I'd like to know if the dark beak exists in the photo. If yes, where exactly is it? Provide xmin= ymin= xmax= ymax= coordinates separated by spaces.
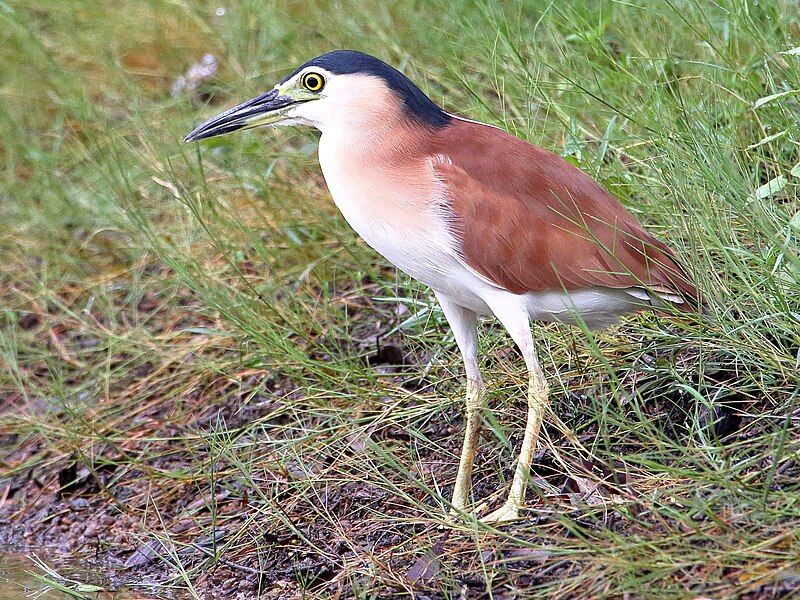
xmin=184 ymin=89 xmax=304 ymax=142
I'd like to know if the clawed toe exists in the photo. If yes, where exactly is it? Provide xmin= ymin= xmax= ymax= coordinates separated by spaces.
xmin=480 ymin=502 xmax=522 ymax=524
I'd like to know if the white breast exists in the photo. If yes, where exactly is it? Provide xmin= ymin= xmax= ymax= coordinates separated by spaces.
xmin=317 ymin=133 xmax=495 ymax=313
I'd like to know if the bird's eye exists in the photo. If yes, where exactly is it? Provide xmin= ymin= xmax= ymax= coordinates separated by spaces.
xmin=301 ymin=72 xmax=325 ymax=92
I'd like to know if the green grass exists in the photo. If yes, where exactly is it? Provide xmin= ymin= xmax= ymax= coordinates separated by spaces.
xmin=1 ymin=0 xmax=799 ymax=597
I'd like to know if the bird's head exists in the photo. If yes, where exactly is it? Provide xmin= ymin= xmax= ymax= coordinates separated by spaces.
xmin=184 ymin=50 xmax=450 ymax=142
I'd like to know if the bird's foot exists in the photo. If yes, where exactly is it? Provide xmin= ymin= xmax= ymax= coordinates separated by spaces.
xmin=446 ymin=509 xmax=465 ymax=525
xmin=446 ymin=497 xmax=471 ymax=523
xmin=480 ymin=501 xmax=522 ymax=524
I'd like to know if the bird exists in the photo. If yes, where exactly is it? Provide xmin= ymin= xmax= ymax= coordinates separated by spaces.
xmin=185 ymin=50 xmax=700 ymax=523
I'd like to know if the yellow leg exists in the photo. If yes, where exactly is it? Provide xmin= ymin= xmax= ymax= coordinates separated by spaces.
xmin=450 ymin=377 xmax=485 ymax=512
xmin=481 ymin=373 xmax=549 ymax=523
xmin=478 ymin=297 xmax=549 ymax=525
xmin=434 ymin=293 xmax=483 ymax=516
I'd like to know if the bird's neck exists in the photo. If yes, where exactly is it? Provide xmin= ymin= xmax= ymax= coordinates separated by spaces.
xmin=319 ymin=114 xmax=435 ymax=170
xmin=316 ymin=117 xmax=442 ymax=224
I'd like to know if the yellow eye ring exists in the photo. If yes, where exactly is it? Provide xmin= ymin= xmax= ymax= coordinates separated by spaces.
xmin=302 ymin=72 xmax=325 ymax=92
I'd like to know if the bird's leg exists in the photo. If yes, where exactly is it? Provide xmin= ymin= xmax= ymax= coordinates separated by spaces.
xmin=451 ymin=374 xmax=484 ymax=512
xmin=435 ymin=294 xmax=482 ymax=514
xmin=481 ymin=368 xmax=549 ymax=523
xmin=480 ymin=300 xmax=548 ymax=524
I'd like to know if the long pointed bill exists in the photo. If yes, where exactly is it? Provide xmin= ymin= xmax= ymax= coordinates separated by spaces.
xmin=184 ymin=89 xmax=305 ymax=142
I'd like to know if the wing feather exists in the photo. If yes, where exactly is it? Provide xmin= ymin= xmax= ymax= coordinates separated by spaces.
xmin=431 ymin=120 xmax=699 ymax=305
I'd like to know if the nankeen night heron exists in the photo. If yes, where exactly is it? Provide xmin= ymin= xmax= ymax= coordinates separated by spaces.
xmin=185 ymin=50 xmax=699 ymax=523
